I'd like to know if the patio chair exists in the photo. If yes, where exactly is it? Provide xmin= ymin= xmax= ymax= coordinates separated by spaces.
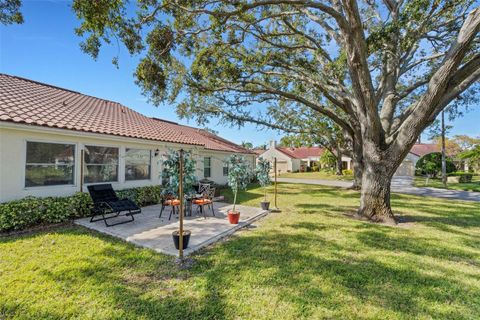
xmin=193 ymin=187 xmax=215 ymax=219
xmin=159 ymin=193 xmax=181 ymax=221
xmin=87 ymin=184 xmax=141 ymax=227
xmin=198 ymin=183 xmax=211 ymax=196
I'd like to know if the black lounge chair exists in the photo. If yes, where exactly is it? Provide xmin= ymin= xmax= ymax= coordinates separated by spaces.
xmin=87 ymin=184 xmax=141 ymax=227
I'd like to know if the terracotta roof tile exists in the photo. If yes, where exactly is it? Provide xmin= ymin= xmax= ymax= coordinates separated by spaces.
xmin=410 ymin=143 xmax=440 ymax=157
xmin=0 ymin=74 xmax=253 ymax=154
xmin=277 ymin=146 xmax=325 ymax=159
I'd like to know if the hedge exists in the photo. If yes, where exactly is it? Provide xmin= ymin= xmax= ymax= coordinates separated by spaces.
xmin=0 ymin=185 xmax=161 ymax=233
xmin=448 ymin=172 xmax=474 ymax=183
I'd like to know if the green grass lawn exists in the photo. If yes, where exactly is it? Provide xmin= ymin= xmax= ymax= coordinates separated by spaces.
xmin=1 ymin=184 xmax=480 ymax=319
xmin=279 ymin=171 xmax=354 ymax=181
xmin=414 ymin=175 xmax=480 ymax=192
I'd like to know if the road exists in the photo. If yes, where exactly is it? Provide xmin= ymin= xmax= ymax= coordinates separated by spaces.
xmin=276 ymin=176 xmax=480 ymax=202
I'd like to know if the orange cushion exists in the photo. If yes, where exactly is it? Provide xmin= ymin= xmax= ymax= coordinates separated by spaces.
xmin=193 ymin=199 xmax=212 ymax=205
xmin=164 ymin=199 xmax=180 ymax=206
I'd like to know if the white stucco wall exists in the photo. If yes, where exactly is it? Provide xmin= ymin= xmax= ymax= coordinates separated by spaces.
xmin=257 ymin=148 xmax=296 ymax=173
xmin=0 ymin=123 xmax=254 ymax=202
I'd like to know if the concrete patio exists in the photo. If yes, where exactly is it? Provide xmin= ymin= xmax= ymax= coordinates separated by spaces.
xmin=75 ymin=202 xmax=267 ymax=257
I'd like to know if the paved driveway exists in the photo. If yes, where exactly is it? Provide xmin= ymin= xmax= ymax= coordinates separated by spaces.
xmin=276 ymin=176 xmax=480 ymax=202
xmin=276 ymin=177 xmax=352 ymax=188
xmin=391 ymin=176 xmax=480 ymax=201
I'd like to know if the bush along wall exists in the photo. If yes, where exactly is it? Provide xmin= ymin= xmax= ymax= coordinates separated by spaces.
xmin=448 ymin=172 xmax=474 ymax=183
xmin=0 ymin=185 xmax=161 ymax=233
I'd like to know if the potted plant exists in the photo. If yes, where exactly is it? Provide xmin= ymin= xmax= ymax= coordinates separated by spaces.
xmin=162 ymin=150 xmax=197 ymax=249
xmin=225 ymin=154 xmax=250 ymax=224
xmin=255 ymin=157 xmax=272 ymax=210
xmin=172 ymin=230 xmax=191 ymax=250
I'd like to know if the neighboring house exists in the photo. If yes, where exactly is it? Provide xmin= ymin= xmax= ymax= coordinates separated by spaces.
xmin=0 ymin=74 xmax=255 ymax=202
xmin=257 ymin=141 xmax=353 ymax=174
xmin=401 ymin=143 xmax=441 ymax=176
xmin=258 ymin=141 xmax=439 ymax=176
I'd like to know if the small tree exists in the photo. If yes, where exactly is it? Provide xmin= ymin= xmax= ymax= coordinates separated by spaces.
xmin=225 ymin=154 xmax=250 ymax=213
xmin=416 ymin=153 xmax=456 ymax=177
xmin=255 ymin=157 xmax=272 ymax=202
xmin=161 ymin=150 xmax=197 ymax=197
xmin=458 ymin=145 xmax=480 ymax=164
xmin=319 ymin=150 xmax=337 ymax=170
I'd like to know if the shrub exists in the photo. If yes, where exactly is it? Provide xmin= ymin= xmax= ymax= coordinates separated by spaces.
xmin=415 ymin=152 xmax=456 ymax=177
xmin=311 ymin=165 xmax=319 ymax=172
xmin=319 ymin=150 xmax=336 ymax=168
xmin=342 ymin=169 xmax=353 ymax=175
xmin=448 ymin=172 xmax=473 ymax=183
xmin=0 ymin=185 xmax=161 ymax=232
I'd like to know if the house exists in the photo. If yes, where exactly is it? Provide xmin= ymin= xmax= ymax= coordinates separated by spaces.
xmin=0 ymin=74 xmax=255 ymax=203
xmin=257 ymin=141 xmax=353 ymax=173
xmin=258 ymin=140 xmax=439 ymax=176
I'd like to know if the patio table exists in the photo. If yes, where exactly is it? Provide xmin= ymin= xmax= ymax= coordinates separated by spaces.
xmin=185 ymin=194 xmax=203 ymax=217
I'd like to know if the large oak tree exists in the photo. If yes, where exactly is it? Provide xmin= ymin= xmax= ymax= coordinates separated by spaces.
xmin=73 ymin=0 xmax=480 ymax=223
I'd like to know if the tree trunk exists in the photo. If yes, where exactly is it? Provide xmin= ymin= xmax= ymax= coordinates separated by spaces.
xmin=441 ymin=111 xmax=447 ymax=187
xmin=350 ymin=136 xmax=364 ymax=189
xmin=357 ymin=162 xmax=396 ymax=224
xmin=351 ymin=157 xmax=363 ymax=189
xmin=335 ymin=147 xmax=343 ymax=175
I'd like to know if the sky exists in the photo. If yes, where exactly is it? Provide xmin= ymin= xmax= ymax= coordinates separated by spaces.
xmin=0 ymin=1 xmax=479 ymax=146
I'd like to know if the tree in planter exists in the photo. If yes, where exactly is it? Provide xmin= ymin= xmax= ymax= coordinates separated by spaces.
xmin=255 ymin=157 xmax=272 ymax=209
xmin=225 ymin=154 xmax=251 ymax=215
xmin=161 ymin=150 xmax=197 ymax=198
xmin=72 ymin=1 xmax=480 ymax=223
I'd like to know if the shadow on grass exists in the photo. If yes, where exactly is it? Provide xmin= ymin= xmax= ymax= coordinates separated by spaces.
xmin=356 ymin=229 xmax=479 ymax=265
xmin=195 ymin=228 xmax=479 ymax=319
xmin=1 ymin=226 xmax=228 ymax=319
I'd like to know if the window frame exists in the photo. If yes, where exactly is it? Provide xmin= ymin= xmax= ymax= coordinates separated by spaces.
xmin=223 ymin=164 xmax=229 ymax=176
xmin=24 ymin=139 xmax=77 ymax=189
xmin=83 ymin=144 xmax=120 ymax=184
xmin=124 ymin=148 xmax=152 ymax=181
xmin=204 ymin=156 xmax=211 ymax=178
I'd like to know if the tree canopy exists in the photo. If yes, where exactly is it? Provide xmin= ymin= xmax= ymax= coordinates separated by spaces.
xmin=72 ymin=0 xmax=480 ymax=223
xmin=0 ymin=0 xmax=23 ymax=25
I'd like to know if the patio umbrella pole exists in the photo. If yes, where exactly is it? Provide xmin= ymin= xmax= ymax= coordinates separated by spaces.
xmin=271 ymin=157 xmax=281 ymax=212
xmin=178 ymin=148 xmax=184 ymax=260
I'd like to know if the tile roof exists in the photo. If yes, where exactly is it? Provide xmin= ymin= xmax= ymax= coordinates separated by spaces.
xmin=264 ymin=143 xmax=438 ymax=159
xmin=252 ymin=148 xmax=266 ymax=155
xmin=277 ymin=146 xmax=325 ymax=159
xmin=409 ymin=143 xmax=440 ymax=157
xmin=0 ymin=74 xmax=253 ymax=154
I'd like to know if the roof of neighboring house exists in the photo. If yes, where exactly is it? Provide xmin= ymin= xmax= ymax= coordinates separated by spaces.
xmin=276 ymin=146 xmax=325 ymax=159
xmin=409 ymin=143 xmax=440 ymax=157
xmin=252 ymin=148 xmax=266 ymax=155
xmin=259 ymin=143 xmax=439 ymax=160
xmin=0 ymin=74 xmax=253 ymax=154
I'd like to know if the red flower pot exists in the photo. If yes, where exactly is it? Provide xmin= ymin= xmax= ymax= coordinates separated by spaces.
xmin=227 ymin=211 xmax=240 ymax=224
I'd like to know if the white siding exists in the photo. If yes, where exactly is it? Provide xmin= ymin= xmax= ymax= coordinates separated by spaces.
xmin=0 ymin=124 xmax=254 ymax=202
xmin=257 ymin=148 xmax=296 ymax=173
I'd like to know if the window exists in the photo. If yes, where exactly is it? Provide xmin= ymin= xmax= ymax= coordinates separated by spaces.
xmin=25 ymin=141 xmax=75 ymax=187
xmin=223 ymin=164 xmax=229 ymax=176
xmin=204 ymin=157 xmax=211 ymax=178
xmin=84 ymin=146 xmax=119 ymax=183
xmin=125 ymin=149 xmax=151 ymax=181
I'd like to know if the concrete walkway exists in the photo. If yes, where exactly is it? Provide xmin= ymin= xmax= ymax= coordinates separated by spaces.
xmin=277 ymin=176 xmax=480 ymax=202
xmin=75 ymin=202 xmax=267 ymax=257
